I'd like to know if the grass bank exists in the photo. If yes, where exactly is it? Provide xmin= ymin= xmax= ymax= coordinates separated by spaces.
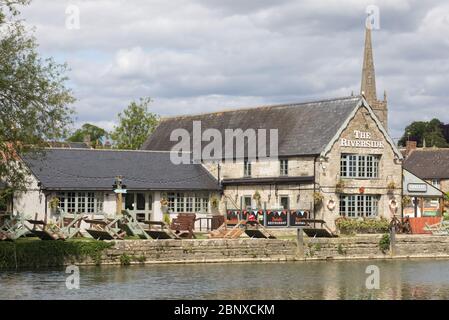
xmin=0 ymin=238 xmax=113 ymax=270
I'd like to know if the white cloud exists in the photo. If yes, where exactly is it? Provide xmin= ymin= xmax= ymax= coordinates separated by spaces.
xmin=18 ymin=0 xmax=449 ymax=140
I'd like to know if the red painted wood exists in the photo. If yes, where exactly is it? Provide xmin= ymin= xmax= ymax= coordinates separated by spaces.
xmin=409 ymin=217 xmax=442 ymax=234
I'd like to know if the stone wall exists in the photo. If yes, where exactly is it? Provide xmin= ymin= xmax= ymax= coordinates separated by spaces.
xmin=91 ymin=235 xmax=449 ymax=266
xmin=101 ymin=239 xmax=298 ymax=265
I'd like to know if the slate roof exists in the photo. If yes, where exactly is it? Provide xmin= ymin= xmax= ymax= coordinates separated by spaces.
xmin=142 ymin=96 xmax=362 ymax=157
xmin=403 ymin=149 xmax=449 ymax=179
xmin=21 ymin=149 xmax=219 ymax=191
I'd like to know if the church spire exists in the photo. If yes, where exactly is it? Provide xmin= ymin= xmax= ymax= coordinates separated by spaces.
xmin=360 ymin=26 xmax=388 ymax=131
xmin=361 ymin=27 xmax=377 ymax=104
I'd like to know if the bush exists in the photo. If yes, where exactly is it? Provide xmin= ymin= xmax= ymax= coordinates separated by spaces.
xmin=379 ymin=234 xmax=390 ymax=253
xmin=0 ymin=239 xmax=113 ymax=270
xmin=336 ymin=217 xmax=390 ymax=235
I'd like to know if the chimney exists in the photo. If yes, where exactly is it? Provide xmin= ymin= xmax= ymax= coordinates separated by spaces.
xmin=405 ymin=140 xmax=417 ymax=157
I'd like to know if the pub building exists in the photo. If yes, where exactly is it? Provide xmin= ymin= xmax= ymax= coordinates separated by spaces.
xmin=3 ymin=27 xmax=407 ymax=231
xmin=142 ymin=27 xmax=404 ymax=231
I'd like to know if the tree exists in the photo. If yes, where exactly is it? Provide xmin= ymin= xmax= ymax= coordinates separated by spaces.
xmin=399 ymin=119 xmax=449 ymax=148
xmin=0 ymin=0 xmax=75 ymax=195
xmin=68 ymin=123 xmax=108 ymax=148
xmin=111 ymin=97 xmax=159 ymax=150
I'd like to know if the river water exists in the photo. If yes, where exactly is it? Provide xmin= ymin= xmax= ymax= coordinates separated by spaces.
xmin=1 ymin=259 xmax=449 ymax=300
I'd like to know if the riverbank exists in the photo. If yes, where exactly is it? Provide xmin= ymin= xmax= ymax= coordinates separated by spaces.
xmin=2 ymin=234 xmax=449 ymax=269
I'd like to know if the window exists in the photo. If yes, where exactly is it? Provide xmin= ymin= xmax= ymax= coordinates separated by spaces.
xmin=186 ymin=196 xmax=193 ymax=212
xmin=87 ymin=192 xmax=95 ymax=213
xmin=136 ymin=193 xmax=145 ymax=210
xmin=167 ymin=192 xmax=209 ymax=213
xmin=148 ymin=194 xmax=153 ymax=211
xmin=280 ymin=196 xmax=289 ymax=210
xmin=340 ymin=194 xmax=379 ymax=218
xmin=55 ymin=192 xmax=103 ymax=214
xmin=432 ymin=179 xmax=441 ymax=189
xmin=125 ymin=193 xmax=134 ymax=210
xmin=168 ymin=193 xmax=176 ymax=212
xmin=280 ymin=159 xmax=288 ymax=176
xmin=244 ymin=160 xmax=252 ymax=177
xmin=78 ymin=192 xmax=86 ymax=213
xmin=243 ymin=196 xmax=252 ymax=209
xmin=340 ymin=154 xmax=380 ymax=178
xmin=67 ymin=192 xmax=76 ymax=213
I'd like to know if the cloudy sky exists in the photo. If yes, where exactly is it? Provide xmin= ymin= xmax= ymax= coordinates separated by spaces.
xmin=20 ymin=0 xmax=449 ymax=141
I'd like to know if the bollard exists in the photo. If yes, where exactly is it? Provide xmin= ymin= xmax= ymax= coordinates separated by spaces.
xmin=389 ymin=226 xmax=396 ymax=257
xmin=296 ymin=228 xmax=305 ymax=259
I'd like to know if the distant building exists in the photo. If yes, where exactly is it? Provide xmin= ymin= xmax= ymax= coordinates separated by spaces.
xmin=403 ymin=146 xmax=449 ymax=194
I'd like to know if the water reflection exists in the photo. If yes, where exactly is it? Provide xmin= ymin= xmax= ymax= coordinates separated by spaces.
xmin=1 ymin=259 xmax=449 ymax=300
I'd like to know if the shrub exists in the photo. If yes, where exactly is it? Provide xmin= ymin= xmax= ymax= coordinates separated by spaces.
xmin=0 ymin=239 xmax=113 ymax=270
xmin=379 ymin=234 xmax=390 ymax=253
xmin=336 ymin=217 xmax=390 ymax=235
xmin=120 ymin=254 xmax=131 ymax=266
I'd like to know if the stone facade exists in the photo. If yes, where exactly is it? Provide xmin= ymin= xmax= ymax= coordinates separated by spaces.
xmin=214 ymin=102 xmax=403 ymax=231
xmin=317 ymin=105 xmax=403 ymax=229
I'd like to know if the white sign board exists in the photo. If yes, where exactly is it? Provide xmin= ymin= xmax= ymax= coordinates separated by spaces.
xmin=407 ymin=183 xmax=427 ymax=193
xmin=114 ymin=189 xmax=127 ymax=194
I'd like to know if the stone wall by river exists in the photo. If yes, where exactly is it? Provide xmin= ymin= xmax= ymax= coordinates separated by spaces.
xmin=96 ymin=235 xmax=449 ymax=266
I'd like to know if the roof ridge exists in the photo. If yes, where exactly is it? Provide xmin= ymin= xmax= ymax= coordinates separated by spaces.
xmin=44 ymin=147 xmax=192 ymax=154
xmin=160 ymin=95 xmax=362 ymax=121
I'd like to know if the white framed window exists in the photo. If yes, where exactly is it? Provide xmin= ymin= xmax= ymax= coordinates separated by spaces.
xmin=340 ymin=194 xmax=379 ymax=218
xmin=55 ymin=192 xmax=104 ymax=214
xmin=432 ymin=179 xmax=441 ymax=189
xmin=341 ymin=154 xmax=380 ymax=178
xmin=167 ymin=192 xmax=209 ymax=213
xmin=243 ymin=196 xmax=252 ymax=209
xmin=244 ymin=159 xmax=252 ymax=177
xmin=280 ymin=159 xmax=288 ymax=176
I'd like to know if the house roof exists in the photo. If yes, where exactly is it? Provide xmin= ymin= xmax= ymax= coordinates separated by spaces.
xmin=142 ymin=96 xmax=362 ymax=157
xmin=403 ymin=149 xmax=449 ymax=179
xmin=21 ymin=148 xmax=219 ymax=191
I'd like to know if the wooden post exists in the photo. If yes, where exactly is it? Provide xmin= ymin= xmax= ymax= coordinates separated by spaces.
xmin=296 ymin=227 xmax=305 ymax=259
xmin=389 ymin=225 xmax=396 ymax=257
xmin=115 ymin=176 xmax=123 ymax=216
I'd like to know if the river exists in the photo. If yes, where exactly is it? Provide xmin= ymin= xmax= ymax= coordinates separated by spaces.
xmin=1 ymin=259 xmax=449 ymax=300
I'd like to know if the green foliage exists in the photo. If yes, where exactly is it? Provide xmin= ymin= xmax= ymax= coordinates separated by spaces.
xmin=119 ymin=254 xmax=131 ymax=266
xmin=0 ymin=1 xmax=74 ymax=192
xmin=163 ymin=213 xmax=171 ymax=225
xmin=0 ymin=239 xmax=113 ymax=270
xmin=399 ymin=119 xmax=448 ymax=147
xmin=68 ymin=123 xmax=108 ymax=148
xmin=337 ymin=243 xmax=346 ymax=255
xmin=336 ymin=217 xmax=390 ymax=235
xmin=313 ymin=192 xmax=324 ymax=206
xmin=110 ymin=97 xmax=160 ymax=150
xmin=379 ymin=234 xmax=390 ymax=253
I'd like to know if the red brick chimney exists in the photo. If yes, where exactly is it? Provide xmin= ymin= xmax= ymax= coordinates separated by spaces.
xmin=405 ymin=140 xmax=417 ymax=157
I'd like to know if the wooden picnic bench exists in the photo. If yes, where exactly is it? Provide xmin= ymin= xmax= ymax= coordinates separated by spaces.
xmin=84 ymin=217 xmax=126 ymax=240
xmin=170 ymin=213 xmax=197 ymax=239
xmin=143 ymin=220 xmax=180 ymax=239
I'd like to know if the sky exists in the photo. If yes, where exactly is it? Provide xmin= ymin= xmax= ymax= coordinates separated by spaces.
xmin=19 ymin=0 xmax=449 ymax=141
